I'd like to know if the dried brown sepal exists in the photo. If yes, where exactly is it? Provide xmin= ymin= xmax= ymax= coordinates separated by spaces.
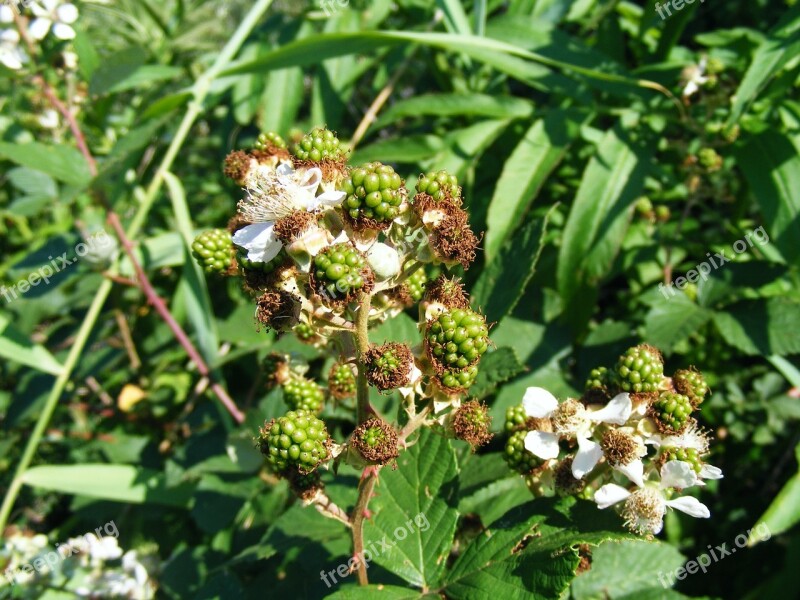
xmin=226 ymin=213 xmax=252 ymax=234
xmin=452 ymin=400 xmax=493 ymax=450
xmin=263 ymin=352 xmax=291 ymax=388
xmin=343 ymin=210 xmax=392 ymax=233
xmin=364 ymin=342 xmax=413 ymax=391
xmin=287 ymin=469 xmax=323 ymax=501
xmin=525 ymin=417 xmax=553 ymax=433
xmin=424 ymin=275 xmax=470 ymax=309
xmin=274 ymin=210 xmax=318 ymax=244
xmin=431 ymin=208 xmax=481 ymax=269
xmin=576 ymin=544 xmax=593 ymax=575
xmin=554 ymin=457 xmax=586 ymax=494
xmin=386 ymin=284 xmax=415 ymax=308
xmin=412 ymin=192 xmax=461 ymax=220
xmin=252 ymin=147 xmax=292 ymax=163
xmin=351 ymin=418 xmax=399 ymax=465
xmin=630 ymin=391 xmax=659 ymax=407
xmin=255 ymin=290 xmax=300 ymax=332
xmin=223 ymin=150 xmax=253 ymax=185
xmin=293 ymin=157 xmax=349 ymax=184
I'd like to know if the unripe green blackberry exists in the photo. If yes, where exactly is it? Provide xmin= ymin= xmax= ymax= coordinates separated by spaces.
xmin=255 ymin=131 xmax=287 ymax=151
xmin=426 ymin=308 xmax=490 ymax=370
xmin=655 ymin=205 xmax=670 ymax=223
xmin=294 ymin=322 xmax=317 ymax=343
xmin=259 ymin=410 xmax=331 ymax=474
xmin=505 ymin=403 xmax=528 ymax=433
xmin=293 ymin=127 xmax=344 ymax=162
xmin=311 ymin=243 xmax=371 ymax=301
xmin=451 ymin=400 xmax=492 ymax=449
xmin=615 ymin=345 xmax=664 ymax=394
xmin=328 ymin=362 xmax=356 ymax=400
xmin=341 ymin=162 xmax=404 ymax=223
xmin=504 ymin=430 xmax=541 ymax=474
xmin=673 ymin=369 xmax=709 ymax=406
xmin=651 ymin=391 xmax=693 ymax=433
xmin=284 ymin=377 xmax=325 ymax=413
xmin=192 ymin=229 xmax=233 ymax=275
xmin=406 ymin=267 xmax=428 ymax=303
xmin=351 ymin=418 xmax=399 ymax=465
xmin=364 ymin=342 xmax=413 ymax=391
xmin=437 ymin=365 xmax=478 ymax=391
xmin=584 ymin=366 xmax=616 ymax=402
xmin=698 ymin=148 xmax=722 ymax=172
xmin=660 ymin=446 xmax=702 ymax=473
xmin=416 ymin=170 xmax=461 ymax=203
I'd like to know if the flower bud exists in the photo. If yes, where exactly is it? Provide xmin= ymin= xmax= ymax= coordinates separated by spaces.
xmin=366 ymin=243 xmax=401 ymax=280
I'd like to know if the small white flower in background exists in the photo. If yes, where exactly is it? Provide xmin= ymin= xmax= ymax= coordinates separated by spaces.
xmin=521 ymin=387 xmax=633 ymax=480
xmin=0 ymin=28 xmax=29 ymax=70
xmin=595 ymin=460 xmax=711 ymax=535
xmin=681 ymin=56 xmax=708 ymax=98
xmin=233 ymin=162 xmax=345 ymax=264
xmin=86 ymin=535 xmax=123 ymax=563
xmin=38 ymin=108 xmax=59 ymax=128
xmin=28 ymin=0 xmax=79 ymax=41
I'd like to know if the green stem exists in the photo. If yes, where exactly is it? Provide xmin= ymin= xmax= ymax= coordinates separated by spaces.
xmin=354 ymin=292 xmax=372 ymax=425
xmin=0 ymin=0 xmax=275 ymax=534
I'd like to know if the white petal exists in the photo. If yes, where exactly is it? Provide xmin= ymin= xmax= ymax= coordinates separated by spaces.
xmin=42 ymin=0 xmax=60 ymax=12
xmin=276 ymin=161 xmax=295 ymax=177
xmin=28 ymin=18 xmax=52 ymax=40
xmin=297 ymin=167 xmax=323 ymax=191
xmin=615 ymin=458 xmax=645 ymax=487
xmin=314 ymin=190 xmax=346 ymax=207
xmin=0 ymin=29 xmax=19 ymax=43
xmin=52 ymin=22 xmax=75 ymax=40
xmin=0 ymin=50 xmax=22 ymax=70
xmin=699 ymin=464 xmax=723 ymax=480
xmin=521 ymin=387 xmax=558 ymax=418
xmin=0 ymin=6 xmax=14 ymax=23
xmin=660 ymin=460 xmax=698 ymax=490
xmin=594 ymin=484 xmax=631 ymax=509
xmin=56 ymin=3 xmax=79 ymax=24
xmin=665 ymin=496 xmax=710 ymax=519
xmin=231 ymin=222 xmax=282 ymax=262
xmin=589 ymin=392 xmax=632 ymax=425
xmin=523 ymin=430 xmax=560 ymax=460
xmin=571 ymin=436 xmax=602 ymax=479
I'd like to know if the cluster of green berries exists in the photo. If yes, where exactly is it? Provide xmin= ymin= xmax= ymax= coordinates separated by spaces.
xmin=504 ymin=430 xmax=541 ymax=474
xmin=293 ymin=127 xmax=344 ymax=162
xmin=451 ymin=400 xmax=492 ymax=449
xmin=426 ymin=308 xmax=490 ymax=369
xmin=438 ymin=365 xmax=478 ymax=390
xmin=360 ymin=424 xmax=389 ymax=449
xmin=504 ymin=404 xmax=528 ymax=433
xmin=698 ymin=148 xmax=723 ymax=172
xmin=406 ymin=268 xmax=428 ymax=302
xmin=312 ymin=243 xmax=368 ymax=299
xmin=191 ymin=229 xmax=233 ymax=275
xmin=674 ymin=369 xmax=709 ymax=406
xmin=237 ymin=248 xmax=285 ymax=273
xmin=261 ymin=410 xmax=330 ymax=474
xmin=416 ymin=170 xmax=461 ymax=202
xmin=341 ymin=162 xmax=404 ymax=222
xmin=652 ymin=391 xmax=693 ymax=432
xmin=328 ymin=363 xmax=356 ymax=399
xmin=615 ymin=345 xmax=664 ymax=394
xmin=661 ymin=446 xmax=702 ymax=473
xmin=585 ymin=366 xmax=613 ymax=397
xmin=283 ymin=378 xmax=325 ymax=413
xmin=255 ymin=131 xmax=287 ymax=151
xmin=294 ymin=322 xmax=316 ymax=342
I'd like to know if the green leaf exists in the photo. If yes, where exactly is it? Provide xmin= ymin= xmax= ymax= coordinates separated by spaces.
xmin=443 ymin=498 xmax=634 ymax=599
xmin=0 ymin=313 xmax=64 ymax=375
xmin=0 ymin=142 xmax=92 ymax=187
xmin=473 ymin=204 xmax=555 ymax=321
xmin=485 ymin=110 xmax=581 ymax=261
xmin=556 ymin=126 xmax=650 ymax=329
xmin=643 ymin=293 xmax=712 ymax=353
xmin=728 ymin=4 xmax=800 ymax=124
xmin=326 ymin=585 xmax=432 ymax=599
xmin=712 ymin=297 xmax=800 ymax=356
xmin=375 ymin=93 xmax=533 ymax=129
xmin=362 ymin=429 xmax=459 ymax=589
xmin=735 ymin=130 xmax=800 ymax=263
xmin=471 ymin=347 xmax=527 ymax=400
xmin=21 ymin=465 xmax=194 ymax=507
xmin=750 ymin=444 xmax=800 ymax=543
xmin=164 ymin=171 xmax=219 ymax=365
xmin=571 ymin=540 xmax=685 ymax=598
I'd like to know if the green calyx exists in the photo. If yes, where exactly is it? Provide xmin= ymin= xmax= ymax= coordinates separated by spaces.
xmin=191 ymin=229 xmax=233 ymax=275
xmin=426 ymin=308 xmax=490 ymax=369
xmin=341 ymin=162 xmax=404 ymax=222
xmin=293 ymin=127 xmax=344 ymax=162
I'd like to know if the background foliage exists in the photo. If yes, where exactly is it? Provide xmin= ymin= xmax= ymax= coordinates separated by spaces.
xmin=1 ymin=0 xmax=799 ymax=598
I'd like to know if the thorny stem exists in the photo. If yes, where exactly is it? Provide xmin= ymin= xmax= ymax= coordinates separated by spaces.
xmin=354 ymin=292 xmax=372 ymax=425
xmin=0 ymin=0 xmax=276 ymax=534
xmin=352 ymin=467 xmax=379 ymax=585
